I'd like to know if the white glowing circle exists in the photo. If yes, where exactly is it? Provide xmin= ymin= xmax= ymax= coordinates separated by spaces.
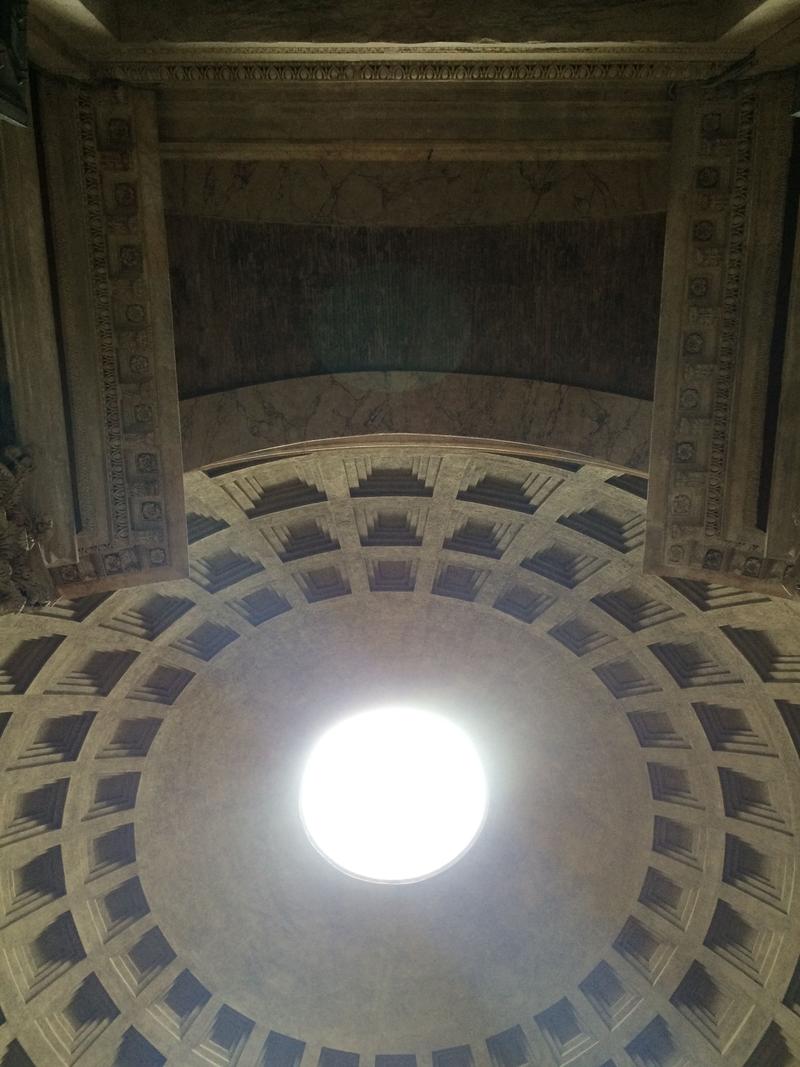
xmin=299 ymin=707 xmax=488 ymax=883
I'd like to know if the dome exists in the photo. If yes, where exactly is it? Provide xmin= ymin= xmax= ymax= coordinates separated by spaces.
xmin=0 ymin=446 xmax=797 ymax=1066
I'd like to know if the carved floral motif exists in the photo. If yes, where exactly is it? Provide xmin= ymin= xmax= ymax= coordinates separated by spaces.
xmin=0 ymin=446 xmax=55 ymax=614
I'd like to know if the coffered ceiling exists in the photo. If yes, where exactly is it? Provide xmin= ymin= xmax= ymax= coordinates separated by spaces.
xmin=3 ymin=5 xmax=800 ymax=1066
xmin=0 ymin=449 xmax=799 ymax=1065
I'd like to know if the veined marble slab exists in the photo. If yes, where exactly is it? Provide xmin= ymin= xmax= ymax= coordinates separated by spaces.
xmin=162 ymin=159 xmax=668 ymax=228
xmin=180 ymin=372 xmax=652 ymax=472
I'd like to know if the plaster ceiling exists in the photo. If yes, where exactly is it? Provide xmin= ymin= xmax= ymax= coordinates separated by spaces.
xmin=0 ymin=447 xmax=799 ymax=1066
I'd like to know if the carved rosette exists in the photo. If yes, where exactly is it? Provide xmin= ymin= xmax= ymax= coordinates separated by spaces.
xmin=645 ymin=73 xmax=797 ymax=597
xmin=39 ymin=80 xmax=187 ymax=594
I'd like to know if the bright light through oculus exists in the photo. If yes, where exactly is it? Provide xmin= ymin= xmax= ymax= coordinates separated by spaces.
xmin=299 ymin=707 xmax=488 ymax=883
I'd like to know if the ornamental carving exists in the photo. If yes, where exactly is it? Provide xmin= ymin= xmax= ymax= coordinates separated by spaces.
xmin=645 ymin=73 xmax=797 ymax=597
xmin=103 ymin=57 xmax=725 ymax=86
xmin=38 ymin=79 xmax=188 ymax=595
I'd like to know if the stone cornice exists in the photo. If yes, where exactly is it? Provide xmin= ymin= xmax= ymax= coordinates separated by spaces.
xmin=93 ymin=42 xmax=744 ymax=84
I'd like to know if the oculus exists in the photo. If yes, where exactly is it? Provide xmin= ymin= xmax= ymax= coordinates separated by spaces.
xmin=299 ymin=706 xmax=487 ymax=883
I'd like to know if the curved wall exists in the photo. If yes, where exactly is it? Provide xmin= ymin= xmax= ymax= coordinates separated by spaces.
xmin=180 ymin=372 xmax=652 ymax=473
xmin=1 ymin=447 xmax=799 ymax=1066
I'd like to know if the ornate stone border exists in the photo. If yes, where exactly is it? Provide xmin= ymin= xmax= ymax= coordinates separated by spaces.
xmin=100 ymin=58 xmax=728 ymax=84
xmin=95 ymin=42 xmax=738 ymax=84
xmin=0 ymin=116 xmax=75 ymax=566
xmin=645 ymin=73 xmax=797 ymax=599
xmin=38 ymin=78 xmax=188 ymax=596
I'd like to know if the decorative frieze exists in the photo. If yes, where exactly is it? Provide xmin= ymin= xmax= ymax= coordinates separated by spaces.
xmin=645 ymin=73 xmax=797 ymax=597
xmin=39 ymin=78 xmax=187 ymax=595
xmin=99 ymin=55 xmax=727 ymax=86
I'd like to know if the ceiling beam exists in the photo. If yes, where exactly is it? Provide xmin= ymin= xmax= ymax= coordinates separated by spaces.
xmin=29 ymin=0 xmax=119 ymax=46
xmin=718 ymin=0 xmax=800 ymax=40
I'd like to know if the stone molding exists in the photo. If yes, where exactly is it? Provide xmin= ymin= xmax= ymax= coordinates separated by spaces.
xmin=645 ymin=72 xmax=797 ymax=598
xmin=100 ymin=57 xmax=729 ymax=85
xmin=94 ymin=41 xmax=740 ymax=85
xmin=38 ymin=78 xmax=187 ymax=595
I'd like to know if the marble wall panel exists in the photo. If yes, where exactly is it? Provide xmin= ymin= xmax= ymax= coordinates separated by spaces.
xmin=38 ymin=79 xmax=188 ymax=595
xmin=178 ymin=372 xmax=652 ymax=473
xmin=167 ymin=214 xmax=664 ymax=400
xmin=162 ymin=159 xmax=669 ymax=228
xmin=118 ymin=0 xmax=717 ymax=43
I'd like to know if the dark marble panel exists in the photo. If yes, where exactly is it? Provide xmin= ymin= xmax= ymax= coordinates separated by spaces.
xmin=120 ymin=0 xmax=716 ymax=43
xmin=167 ymin=215 xmax=664 ymax=401
xmin=162 ymin=160 xmax=669 ymax=230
